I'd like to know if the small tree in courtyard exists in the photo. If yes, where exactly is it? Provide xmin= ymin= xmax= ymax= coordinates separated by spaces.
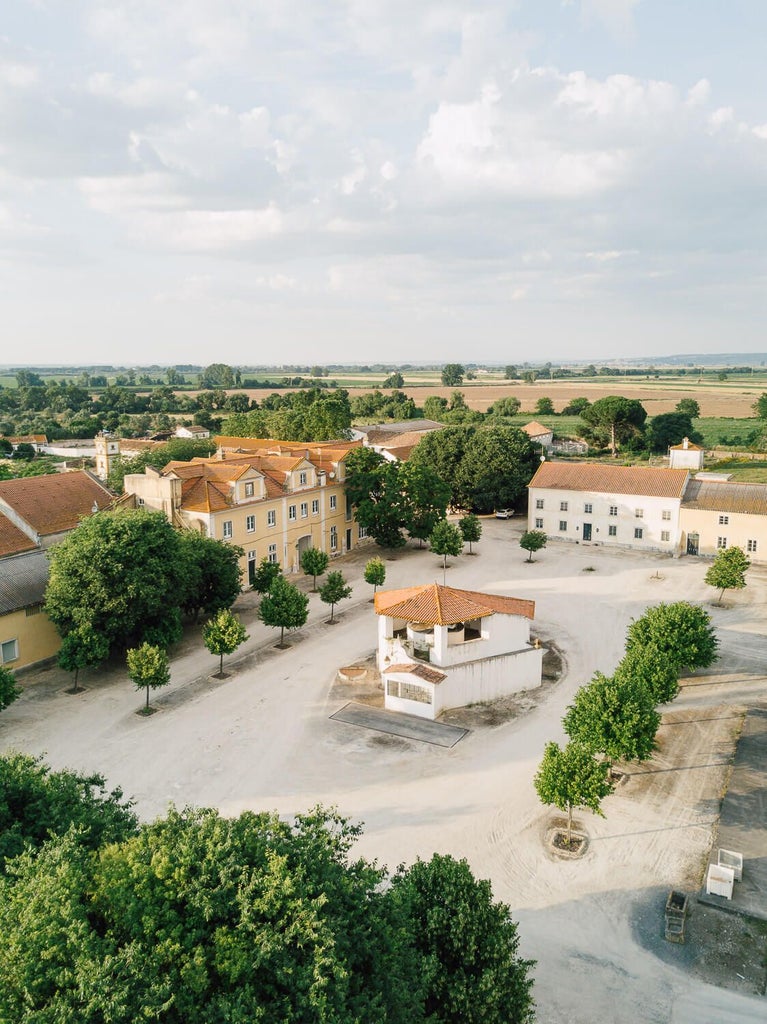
xmin=202 ymin=609 xmax=249 ymax=677
xmin=320 ymin=571 xmax=352 ymax=624
xmin=0 ymin=666 xmax=20 ymax=713
xmin=534 ymin=740 xmax=613 ymax=846
xmin=364 ymin=557 xmax=386 ymax=596
xmin=520 ymin=529 xmax=547 ymax=563
xmin=252 ymin=557 xmax=281 ymax=594
xmin=430 ymin=520 xmax=463 ymax=581
xmin=459 ymin=513 xmax=482 ymax=554
xmin=258 ymin=575 xmax=309 ymax=647
xmin=300 ymin=547 xmax=329 ymax=591
xmin=562 ymin=671 xmax=660 ymax=763
xmin=704 ymin=546 xmax=750 ymax=605
xmin=614 ymin=642 xmax=679 ymax=705
xmin=126 ymin=643 xmax=171 ymax=713
xmin=625 ymin=601 xmax=718 ymax=672
xmin=57 ymin=625 xmax=110 ymax=694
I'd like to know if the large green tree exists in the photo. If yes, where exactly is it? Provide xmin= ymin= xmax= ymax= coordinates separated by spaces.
xmin=258 ymin=574 xmax=309 ymax=646
xmin=562 ymin=671 xmax=660 ymax=763
xmin=534 ymin=740 xmax=613 ymax=845
xmin=625 ymin=602 xmax=718 ymax=672
xmin=704 ymin=546 xmax=750 ymax=605
xmin=441 ymin=363 xmax=465 ymax=386
xmin=0 ymin=752 xmax=137 ymax=875
xmin=46 ymin=509 xmax=187 ymax=660
xmin=455 ymin=427 xmax=538 ymax=514
xmin=645 ymin=413 xmax=702 ymax=453
xmin=675 ymin=398 xmax=700 ymax=419
xmin=399 ymin=461 xmax=450 ymax=546
xmin=580 ymin=396 xmax=647 ymax=456
xmin=389 ymin=854 xmax=535 ymax=1024
xmin=177 ymin=531 xmax=243 ymax=622
xmin=613 ymin=642 xmax=679 ymax=705
xmin=407 ymin=426 xmax=475 ymax=508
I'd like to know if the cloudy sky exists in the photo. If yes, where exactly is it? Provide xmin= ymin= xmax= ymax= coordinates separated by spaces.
xmin=2 ymin=1 xmax=766 ymax=366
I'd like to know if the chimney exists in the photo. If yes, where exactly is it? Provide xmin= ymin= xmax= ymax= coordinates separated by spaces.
xmin=682 ymin=437 xmax=689 ymax=449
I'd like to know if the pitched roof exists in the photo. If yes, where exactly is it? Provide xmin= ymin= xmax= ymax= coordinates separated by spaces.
xmin=528 ymin=461 xmax=689 ymax=499
xmin=0 ymin=471 xmax=114 ymax=537
xmin=358 ymin=420 xmax=442 ymax=438
xmin=383 ymin=662 xmax=447 ymax=684
xmin=0 ymin=512 xmax=37 ymax=558
xmin=682 ymin=480 xmax=767 ymax=516
xmin=670 ymin=438 xmax=704 ymax=451
xmin=522 ymin=421 xmax=553 ymax=438
xmin=374 ymin=583 xmax=535 ymax=625
xmin=0 ymin=549 xmax=49 ymax=614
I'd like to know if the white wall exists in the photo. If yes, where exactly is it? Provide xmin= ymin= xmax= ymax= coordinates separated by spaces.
xmin=528 ymin=485 xmax=681 ymax=554
xmin=434 ymin=647 xmax=543 ymax=715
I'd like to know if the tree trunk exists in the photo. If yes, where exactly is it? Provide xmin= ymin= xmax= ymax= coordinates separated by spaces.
xmin=280 ymin=625 xmax=285 ymax=645
xmin=527 ymin=550 xmax=533 ymax=562
xmin=610 ymin=422 xmax=617 ymax=457
xmin=718 ymin=588 xmax=725 ymax=605
xmin=329 ymin=603 xmax=335 ymax=624
xmin=219 ymin=652 xmax=224 ymax=675
xmin=567 ymin=803 xmax=573 ymax=846
xmin=145 ymin=685 xmax=150 ymax=711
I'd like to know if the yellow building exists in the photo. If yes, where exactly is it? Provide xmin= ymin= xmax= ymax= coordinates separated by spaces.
xmin=123 ymin=438 xmax=371 ymax=586
xmin=680 ymin=479 xmax=767 ymax=561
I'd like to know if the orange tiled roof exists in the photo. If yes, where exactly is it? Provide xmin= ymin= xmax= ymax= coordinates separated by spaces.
xmin=529 ymin=461 xmax=689 ymax=499
xmin=0 ymin=511 xmax=37 ymax=557
xmin=375 ymin=583 xmax=535 ymax=625
xmin=381 ymin=444 xmax=417 ymax=461
xmin=7 ymin=434 xmax=48 ymax=445
xmin=670 ymin=439 xmax=704 ymax=451
xmin=0 ymin=471 xmax=114 ymax=537
xmin=383 ymin=662 xmax=447 ymax=684
xmin=522 ymin=421 xmax=553 ymax=438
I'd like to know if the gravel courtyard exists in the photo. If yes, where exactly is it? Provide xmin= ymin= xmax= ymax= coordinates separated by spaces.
xmin=3 ymin=519 xmax=766 ymax=1023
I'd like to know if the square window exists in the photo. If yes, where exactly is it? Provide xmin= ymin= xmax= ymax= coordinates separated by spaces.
xmin=535 ymin=518 xmax=543 ymax=529
xmin=300 ymin=502 xmax=308 ymax=518
xmin=246 ymin=515 xmax=255 ymax=533
xmin=1 ymin=638 xmax=18 ymax=664
xmin=717 ymin=536 xmax=727 ymax=549
xmin=718 ymin=515 xmax=729 ymax=525
xmin=747 ymin=539 xmax=757 ymax=553
xmin=584 ymin=503 xmax=592 ymax=514
xmin=559 ymin=520 xmax=567 ymax=532
xmin=609 ymin=506 xmax=618 ymax=516
xmin=560 ymin=501 xmax=568 ymax=512
xmin=267 ymin=510 xmax=276 ymax=527
xmin=268 ymin=543 xmax=278 ymax=563
xmin=662 ymin=510 xmax=671 ymax=521
xmin=244 ymin=482 xmax=254 ymax=498
xmin=312 ymin=499 xmax=319 ymax=514
xmin=608 ymin=525 xmax=617 ymax=537
xmin=329 ymin=495 xmax=337 ymax=511
xmin=288 ymin=505 xmax=296 ymax=521
xmin=635 ymin=509 xmax=644 ymax=519
xmin=634 ymin=527 xmax=643 ymax=539
xmin=137 ymin=497 xmax=145 ymax=507
xmin=535 ymin=499 xmax=544 ymax=510
xmin=661 ymin=530 xmax=670 ymax=542
xmin=358 ymin=525 xmax=368 ymax=539
xmin=222 ymin=520 xmax=233 ymax=540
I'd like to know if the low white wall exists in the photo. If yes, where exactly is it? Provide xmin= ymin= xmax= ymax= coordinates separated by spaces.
xmin=385 ymin=691 xmax=435 ymax=719
xmin=434 ymin=646 xmax=543 ymax=715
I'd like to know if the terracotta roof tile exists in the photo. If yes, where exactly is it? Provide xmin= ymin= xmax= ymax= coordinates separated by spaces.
xmin=522 ymin=421 xmax=553 ymax=437
xmin=529 ymin=461 xmax=689 ymax=499
xmin=0 ymin=512 xmax=37 ymax=557
xmin=670 ymin=439 xmax=704 ymax=451
xmin=0 ymin=471 xmax=114 ymax=538
xmin=682 ymin=480 xmax=767 ymax=516
xmin=383 ymin=662 xmax=447 ymax=684
xmin=375 ymin=583 xmax=535 ymax=625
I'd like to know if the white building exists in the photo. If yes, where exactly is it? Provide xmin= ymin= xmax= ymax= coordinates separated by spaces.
xmin=669 ymin=437 xmax=705 ymax=471
xmin=527 ymin=462 xmax=689 ymax=553
xmin=375 ymin=583 xmax=543 ymax=719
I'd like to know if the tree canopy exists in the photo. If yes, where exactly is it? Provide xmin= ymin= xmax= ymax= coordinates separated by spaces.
xmin=0 ymin=797 xmax=535 ymax=1024
xmin=625 ymin=602 xmax=718 ymax=672
xmin=46 ymin=509 xmax=187 ymax=659
xmin=300 ymin=546 xmax=329 ymax=590
xmin=0 ymin=666 xmax=21 ymax=713
xmin=178 ymin=531 xmax=243 ymax=622
xmin=258 ymin=574 xmax=309 ymax=645
xmin=319 ymin=571 xmax=352 ymax=623
xmin=202 ymin=609 xmax=249 ymax=676
xmin=458 ymin=513 xmax=482 ymax=553
xmin=645 ymin=412 xmax=702 ymax=453
xmin=441 ymin=363 xmax=465 ymax=386
xmin=704 ymin=546 xmax=750 ymax=605
xmin=364 ymin=556 xmax=386 ymax=593
xmin=430 ymin=519 xmax=463 ymax=572
xmin=562 ymin=671 xmax=660 ymax=763
xmin=126 ymin=642 xmax=171 ymax=712
xmin=580 ymin=396 xmax=647 ymax=456
xmin=534 ymin=741 xmax=613 ymax=845
xmin=520 ymin=530 xmax=547 ymax=562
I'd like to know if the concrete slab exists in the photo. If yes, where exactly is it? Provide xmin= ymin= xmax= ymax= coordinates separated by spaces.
xmin=330 ymin=702 xmax=468 ymax=748
xmin=698 ymin=705 xmax=767 ymax=921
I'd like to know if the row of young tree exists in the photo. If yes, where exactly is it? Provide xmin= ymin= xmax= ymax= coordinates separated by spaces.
xmin=534 ymin=602 xmax=719 ymax=843
xmin=0 ymin=753 xmax=536 ymax=1024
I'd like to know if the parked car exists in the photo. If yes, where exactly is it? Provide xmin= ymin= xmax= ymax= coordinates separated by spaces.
xmin=495 ymin=508 xmax=514 ymax=519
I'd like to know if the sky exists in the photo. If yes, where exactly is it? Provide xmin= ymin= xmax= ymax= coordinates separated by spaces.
xmin=2 ymin=0 xmax=767 ymax=367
